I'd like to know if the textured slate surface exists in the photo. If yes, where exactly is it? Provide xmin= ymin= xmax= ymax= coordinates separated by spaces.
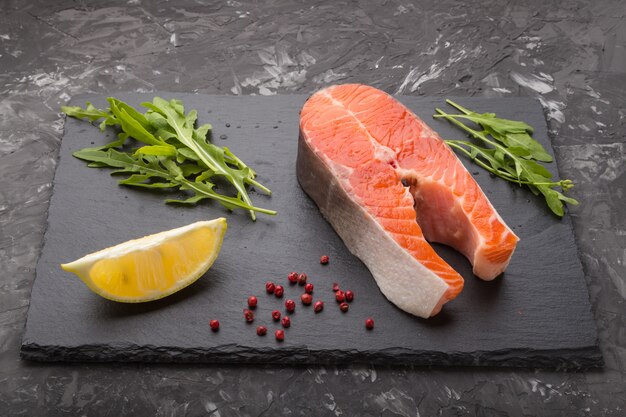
xmin=21 ymin=93 xmax=601 ymax=368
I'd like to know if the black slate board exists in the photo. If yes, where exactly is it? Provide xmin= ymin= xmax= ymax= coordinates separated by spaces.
xmin=21 ymin=94 xmax=601 ymax=369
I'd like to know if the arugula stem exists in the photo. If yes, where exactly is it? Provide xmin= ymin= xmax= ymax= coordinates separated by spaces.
xmin=434 ymin=113 xmax=501 ymax=125
xmin=445 ymin=141 xmax=569 ymax=188
xmin=222 ymin=148 xmax=271 ymax=195
xmin=180 ymin=179 xmax=276 ymax=215
xmin=435 ymin=108 xmax=522 ymax=179
xmin=237 ymin=184 xmax=257 ymax=221
xmin=444 ymin=141 xmax=509 ymax=177
xmin=245 ymin=178 xmax=272 ymax=194
xmin=444 ymin=99 xmax=472 ymax=115
xmin=195 ymin=153 xmax=270 ymax=218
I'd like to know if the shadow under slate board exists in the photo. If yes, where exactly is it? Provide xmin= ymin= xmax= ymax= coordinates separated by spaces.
xmin=21 ymin=93 xmax=601 ymax=369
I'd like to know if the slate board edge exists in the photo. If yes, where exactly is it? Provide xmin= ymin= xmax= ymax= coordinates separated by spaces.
xmin=20 ymin=93 xmax=602 ymax=369
xmin=18 ymin=108 xmax=69 ymax=357
xmin=420 ymin=96 xmax=603 ymax=367
xmin=535 ymin=100 xmax=604 ymax=361
xmin=20 ymin=341 xmax=602 ymax=370
xmin=525 ymin=97 xmax=602 ymax=365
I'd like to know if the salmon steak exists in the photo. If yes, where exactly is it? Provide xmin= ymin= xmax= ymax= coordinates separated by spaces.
xmin=297 ymin=84 xmax=519 ymax=318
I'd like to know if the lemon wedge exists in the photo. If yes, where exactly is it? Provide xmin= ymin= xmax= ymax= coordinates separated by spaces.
xmin=61 ymin=218 xmax=227 ymax=302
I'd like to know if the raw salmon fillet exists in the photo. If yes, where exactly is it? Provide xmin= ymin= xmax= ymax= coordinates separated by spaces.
xmin=297 ymin=84 xmax=519 ymax=318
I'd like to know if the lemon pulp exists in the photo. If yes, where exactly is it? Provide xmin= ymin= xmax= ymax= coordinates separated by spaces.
xmin=61 ymin=218 xmax=227 ymax=302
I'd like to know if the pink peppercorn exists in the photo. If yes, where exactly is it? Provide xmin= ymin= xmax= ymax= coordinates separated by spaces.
xmin=285 ymin=299 xmax=296 ymax=313
xmin=243 ymin=309 xmax=254 ymax=323
xmin=301 ymin=293 xmax=312 ymax=305
xmin=281 ymin=316 xmax=291 ymax=328
xmin=265 ymin=281 xmax=275 ymax=294
xmin=288 ymin=272 xmax=298 ymax=284
xmin=304 ymin=283 xmax=314 ymax=294
xmin=247 ymin=296 xmax=258 ymax=308
xmin=274 ymin=285 xmax=284 ymax=298
xmin=345 ymin=290 xmax=354 ymax=302
xmin=314 ymin=300 xmax=324 ymax=313
xmin=272 ymin=310 xmax=281 ymax=321
xmin=209 ymin=320 xmax=220 ymax=331
xmin=320 ymin=255 xmax=329 ymax=265
xmin=298 ymin=273 xmax=308 ymax=286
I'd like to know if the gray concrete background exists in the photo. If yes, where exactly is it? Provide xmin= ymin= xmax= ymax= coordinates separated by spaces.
xmin=1 ymin=0 xmax=624 ymax=415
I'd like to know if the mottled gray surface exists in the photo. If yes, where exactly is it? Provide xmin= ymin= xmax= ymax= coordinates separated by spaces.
xmin=0 ymin=0 xmax=624 ymax=415
xmin=21 ymin=94 xmax=600 ymax=368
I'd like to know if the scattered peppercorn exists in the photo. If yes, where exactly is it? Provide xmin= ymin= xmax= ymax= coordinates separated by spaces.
xmin=339 ymin=302 xmax=349 ymax=313
xmin=301 ymin=293 xmax=313 ymax=305
xmin=243 ymin=309 xmax=254 ymax=323
xmin=345 ymin=290 xmax=354 ymax=302
xmin=320 ymin=255 xmax=329 ymax=265
xmin=265 ymin=281 xmax=275 ymax=294
xmin=281 ymin=316 xmax=291 ymax=328
xmin=365 ymin=318 xmax=374 ymax=330
xmin=272 ymin=310 xmax=281 ymax=321
xmin=335 ymin=290 xmax=346 ymax=303
xmin=332 ymin=282 xmax=340 ymax=292
xmin=304 ymin=283 xmax=314 ymax=294
xmin=256 ymin=325 xmax=267 ymax=336
xmin=274 ymin=285 xmax=284 ymax=298
xmin=314 ymin=300 xmax=324 ymax=313
xmin=288 ymin=271 xmax=298 ymax=284
xmin=275 ymin=329 xmax=285 ymax=341
xmin=209 ymin=319 xmax=220 ymax=331
xmin=298 ymin=273 xmax=308 ymax=286
xmin=285 ymin=299 xmax=296 ymax=313
xmin=247 ymin=296 xmax=258 ymax=308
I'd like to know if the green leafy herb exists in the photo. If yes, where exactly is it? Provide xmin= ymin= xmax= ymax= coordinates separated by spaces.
xmin=141 ymin=97 xmax=270 ymax=220
xmin=61 ymin=97 xmax=275 ymax=220
xmin=62 ymin=102 xmax=118 ymax=132
xmin=72 ymin=148 xmax=275 ymax=214
xmin=433 ymin=99 xmax=578 ymax=217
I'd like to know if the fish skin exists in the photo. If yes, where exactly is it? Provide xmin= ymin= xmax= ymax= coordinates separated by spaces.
xmin=297 ymin=84 xmax=519 ymax=318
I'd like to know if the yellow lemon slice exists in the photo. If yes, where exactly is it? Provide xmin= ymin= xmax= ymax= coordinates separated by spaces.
xmin=61 ymin=218 xmax=227 ymax=302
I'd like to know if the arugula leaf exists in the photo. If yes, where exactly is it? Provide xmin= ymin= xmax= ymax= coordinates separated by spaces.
xmin=497 ymin=131 xmax=553 ymax=163
xmin=434 ymin=102 xmax=578 ymax=217
xmin=108 ymin=99 xmax=172 ymax=148
xmin=61 ymin=102 xmax=118 ymax=131
xmin=107 ymin=98 xmax=151 ymax=131
xmin=62 ymin=97 xmax=275 ymax=219
xmin=72 ymin=148 xmax=276 ymax=215
xmin=134 ymin=145 xmax=178 ymax=157
xmin=61 ymin=102 xmax=108 ymax=123
xmin=445 ymin=140 xmax=518 ymax=181
xmin=142 ymin=97 xmax=269 ymax=220
xmin=439 ymin=99 xmax=553 ymax=162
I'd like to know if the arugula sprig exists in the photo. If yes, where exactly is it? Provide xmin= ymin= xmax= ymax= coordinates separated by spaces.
xmin=62 ymin=97 xmax=275 ymax=220
xmin=434 ymin=99 xmax=578 ymax=217
xmin=71 ymin=148 xmax=274 ymax=215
